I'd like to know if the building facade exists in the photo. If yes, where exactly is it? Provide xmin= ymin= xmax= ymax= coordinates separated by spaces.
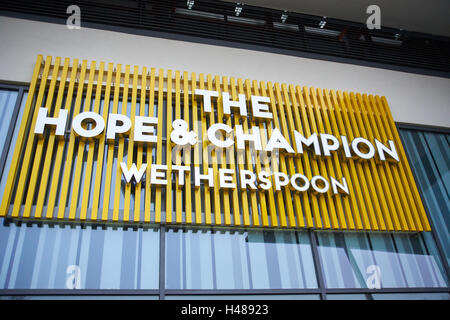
xmin=0 ymin=0 xmax=449 ymax=300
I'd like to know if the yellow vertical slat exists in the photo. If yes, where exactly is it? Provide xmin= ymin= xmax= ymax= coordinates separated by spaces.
xmin=258 ymin=81 xmax=278 ymax=227
xmin=302 ymin=87 xmax=331 ymax=228
xmin=242 ymin=79 xmax=261 ymax=227
xmin=266 ymin=82 xmax=290 ymax=227
xmin=373 ymin=95 xmax=422 ymax=230
xmin=358 ymin=94 xmax=402 ymax=230
xmin=101 ymin=64 xmax=122 ymax=221
xmin=344 ymin=91 xmax=383 ymax=229
xmin=199 ymin=73 xmax=212 ymax=225
xmin=69 ymin=61 xmax=97 ymax=220
xmin=154 ymin=69 xmax=165 ymax=223
xmin=87 ymin=62 xmax=113 ymax=220
xmin=112 ymin=65 xmax=130 ymax=222
xmin=358 ymin=93 xmax=396 ymax=230
xmin=57 ymin=60 xmax=88 ymax=220
xmin=251 ymin=80 xmax=269 ymax=227
xmin=308 ymin=88 xmax=340 ymax=229
xmin=309 ymin=88 xmax=340 ymax=229
xmin=322 ymin=89 xmax=356 ymax=229
xmin=350 ymin=92 xmax=390 ymax=230
xmin=45 ymin=59 xmax=79 ymax=219
xmin=328 ymin=90 xmax=364 ymax=229
xmin=11 ymin=56 xmax=52 ymax=218
xmin=213 ymin=75 xmax=231 ymax=225
xmin=314 ymin=88 xmax=346 ymax=229
xmin=166 ymin=70 xmax=173 ymax=224
xmin=207 ymin=75 xmax=222 ymax=225
xmin=134 ymin=67 xmax=147 ymax=222
xmin=287 ymin=85 xmax=314 ymax=228
xmin=183 ymin=71 xmax=193 ymax=224
xmin=22 ymin=57 xmax=61 ymax=218
xmin=281 ymin=84 xmax=310 ymax=228
xmin=175 ymin=70 xmax=183 ymax=224
xmin=91 ymin=63 xmax=114 ymax=221
xmin=334 ymin=90 xmax=374 ymax=229
xmin=123 ymin=66 xmax=139 ymax=222
xmin=191 ymin=72 xmax=202 ymax=225
xmin=230 ymin=77 xmax=250 ymax=227
xmin=363 ymin=95 xmax=408 ymax=230
xmin=280 ymin=83 xmax=306 ymax=228
xmin=221 ymin=77 xmax=241 ymax=226
xmin=315 ymin=88 xmax=348 ymax=229
xmin=34 ymin=57 xmax=69 ymax=219
xmin=338 ymin=90 xmax=377 ymax=229
xmin=293 ymin=86 xmax=322 ymax=228
xmin=343 ymin=92 xmax=383 ymax=230
xmin=144 ymin=68 xmax=156 ymax=223
xmin=272 ymin=83 xmax=296 ymax=228
xmin=378 ymin=96 xmax=430 ymax=231
xmin=0 ymin=55 xmax=43 ymax=217
xmin=80 ymin=62 xmax=105 ymax=221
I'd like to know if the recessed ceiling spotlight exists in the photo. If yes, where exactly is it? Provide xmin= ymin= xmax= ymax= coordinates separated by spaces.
xmin=235 ymin=3 xmax=243 ymax=16
xmin=281 ymin=11 xmax=288 ymax=23
xmin=319 ymin=16 xmax=327 ymax=29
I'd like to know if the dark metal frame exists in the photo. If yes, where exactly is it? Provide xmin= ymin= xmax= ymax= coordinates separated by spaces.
xmin=0 ymin=89 xmax=449 ymax=300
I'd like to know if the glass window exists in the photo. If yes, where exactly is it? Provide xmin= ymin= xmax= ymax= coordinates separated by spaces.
xmin=399 ymin=129 xmax=450 ymax=265
xmin=0 ymin=91 xmax=26 ymax=201
xmin=316 ymin=231 xmax=448 ymax=289
xmin=0 ymin=219 xmax=159 ymax=289
xmin=165 ymin=228 xmax=317 ymax=290
xmin=0 ymin=89 xmax=19 ymax=156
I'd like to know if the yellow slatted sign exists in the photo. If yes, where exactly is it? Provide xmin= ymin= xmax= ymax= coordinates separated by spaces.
xmin=0 ymin=55 xmax=431 ymax=232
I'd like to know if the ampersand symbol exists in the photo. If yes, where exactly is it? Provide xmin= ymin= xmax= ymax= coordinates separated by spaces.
xmin=170 ymin=119 xmax=197 ymax=146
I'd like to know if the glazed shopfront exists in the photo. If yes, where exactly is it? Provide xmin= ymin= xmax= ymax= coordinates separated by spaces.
xmin=0 ymin=53 xmax=448 ymax=299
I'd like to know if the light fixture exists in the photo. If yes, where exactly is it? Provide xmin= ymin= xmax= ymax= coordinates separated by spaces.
xmin=281 ymin=10 xmax=288 ymax=23
xmin=235 ymin=3 xmax=243 ymax=16
xmin=187 ymin=0 xmax=194 ymax=10
xmin=395 ymin=29 xmax=404 ymax=40
xmin=319 ymin=16 xmax=327 ymax=29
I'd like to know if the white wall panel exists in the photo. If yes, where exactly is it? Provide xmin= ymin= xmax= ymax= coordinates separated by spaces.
xmin=0 ymin=16 xmax=449 ymax=127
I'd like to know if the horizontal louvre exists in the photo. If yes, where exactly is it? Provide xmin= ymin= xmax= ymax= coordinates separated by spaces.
xmin=0 ymin=0 xmax=449 ymax=73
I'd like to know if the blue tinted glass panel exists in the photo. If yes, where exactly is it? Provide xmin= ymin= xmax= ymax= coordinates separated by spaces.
xmin=165 ymin=228 xmax=317 ymax=289
xmin=0 ymin=89 xmax=19 ymax=155
xmin=0 ymin=91 xmax=25 ymax=201
xmin=0 ymin=219 xmax=159 ymax=289
xmin=399 ymin=129 xmax=450 ymax=265
xmin=317 ymin=231 xmax=448 ymax=288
